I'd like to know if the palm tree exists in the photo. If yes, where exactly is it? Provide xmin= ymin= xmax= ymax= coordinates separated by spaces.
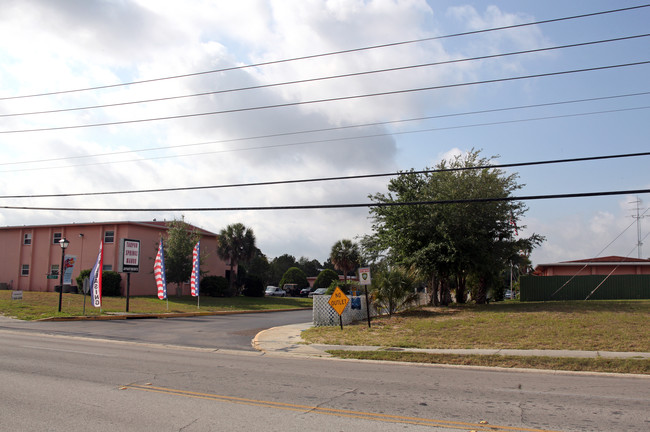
xmin=217 ymin=223 xmax=256 ymax=293
xmin=329 ymin=239 xmax=360 ymax=284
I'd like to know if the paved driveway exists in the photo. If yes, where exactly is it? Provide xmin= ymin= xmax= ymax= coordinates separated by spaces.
xmin=0 ymin=309 xmax=313 ymax=351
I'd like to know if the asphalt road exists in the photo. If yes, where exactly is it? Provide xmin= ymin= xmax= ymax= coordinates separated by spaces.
xmin=1 ymin=329 xmax=648 ymax=432
xmin=1 ymin=311 xmax=648 ymax=431
xmin=0 ymin=309 xmax=313 ymax=350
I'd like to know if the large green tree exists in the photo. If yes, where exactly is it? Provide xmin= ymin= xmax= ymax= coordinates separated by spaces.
xmin=330 ymin=239 xmax=361 ymax=284
xmin=217 ymin=223 xmax=256 ymax=294
xmin=278 ymin=267 xmax=309 ymax=294
xmin=367 ymin=149 xmax=543 ymax=304
xmin=268 ymin=254 xmax=298 ymax=285
xmin=165 ymin=218 xmax=202 ymax=296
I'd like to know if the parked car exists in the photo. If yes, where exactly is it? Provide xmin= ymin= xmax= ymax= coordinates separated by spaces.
xmin=299 ymin=287 xmax=312 ymax=297
xmin=504 ymin=289 xmax=514 ymax=299
xmin=265 ymin=286 xmax=286 ymax=297
xmin=308 ymin=288 xmax=328 ymax=298
xmin=282 ymin=284 xmax=301 ymax=297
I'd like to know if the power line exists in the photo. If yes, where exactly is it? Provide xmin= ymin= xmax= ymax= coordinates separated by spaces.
xmin=2 ymin=104 xmax=649 ymax=174
xmin=1 ymin=189 xmax=649 ymax=212
xmin=2 ymin=4 xmax=647 ymax=102
xmin=3 ymin=151 xmax=650 ymax=199
xmin=3 ymin=90 xmax=649 ymax=169
xmin=2 ymin=60 xmax=648 ymax=135
xmin=4 ymin=33 xmax=648 ymax=119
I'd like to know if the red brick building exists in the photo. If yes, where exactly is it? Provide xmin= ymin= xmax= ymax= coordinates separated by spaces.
xmin=0 ymin=221 xmax=230 ymax=296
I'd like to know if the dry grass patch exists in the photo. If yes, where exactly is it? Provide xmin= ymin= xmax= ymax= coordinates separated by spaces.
xmin=327 ymin=350 xmax=650 ymax=375
xmin=303 ymin=300 xmax=650 ymax=352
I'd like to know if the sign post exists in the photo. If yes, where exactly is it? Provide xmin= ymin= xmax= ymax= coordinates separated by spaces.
xmin=358 ymin=267 xmax=372 ymax=328
xmin=119 ymin=239 xmax=140 ymax=312
xmin=328 ymin=286 xmax=350 ymax=330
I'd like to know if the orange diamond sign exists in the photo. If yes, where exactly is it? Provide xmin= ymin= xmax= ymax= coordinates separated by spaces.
xmin=328 ymin=286 xmax=349 ymax=316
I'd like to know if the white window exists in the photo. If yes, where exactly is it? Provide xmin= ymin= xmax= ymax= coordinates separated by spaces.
xmin=21 ymin=265 xmax=29 ymax=276
xmin=23 ymin=233 xmax=32 ymax=245
xmin=50 ymin=265 xmax=60 ymax=276
xmin=104 ymin=231 xmax=115 ymax=243
xmin=53 ymin=232 xmax=62 ymax=244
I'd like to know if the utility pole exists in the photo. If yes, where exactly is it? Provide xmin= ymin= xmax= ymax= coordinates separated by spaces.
xmin=631 ymin=197 xmax=646 ymax=259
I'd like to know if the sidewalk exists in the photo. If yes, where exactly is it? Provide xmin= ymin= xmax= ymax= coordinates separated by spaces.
xmin=252 ymin=322 xmax=650 ymax=360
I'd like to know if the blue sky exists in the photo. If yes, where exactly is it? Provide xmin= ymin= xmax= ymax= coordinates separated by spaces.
xmin=0 ymin=0 xmax=648 ymax=265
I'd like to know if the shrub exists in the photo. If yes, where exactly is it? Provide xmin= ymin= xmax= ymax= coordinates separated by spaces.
xmin=242 ymin=275 xmax=265 ymax=297
xmin=278 ymin=267 xmax=309 ymax=292
xmin=313 ymin=268 xmax=339 ymax=289
xmin=76 ymin=269 xmax=91 ymax=291
xmin=201 ymin=275 xmax=231 ymax=297
xmin=102 ymin=271 xmax=122 ymax=296
xmin=75 ymin=269 xmax=121 ymax=296
xmin=325 ymin=280 xmax=359 ymax=295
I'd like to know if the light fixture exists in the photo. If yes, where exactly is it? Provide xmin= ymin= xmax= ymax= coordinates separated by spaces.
xmin=58 ymin=237 xmax=69 ymax=312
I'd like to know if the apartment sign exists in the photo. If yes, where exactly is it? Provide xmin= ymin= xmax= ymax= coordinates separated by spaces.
xmin=119 ymin=238 xmax=140 ymax=273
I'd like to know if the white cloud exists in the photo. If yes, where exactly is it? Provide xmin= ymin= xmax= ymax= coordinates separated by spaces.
xmin=1 ymin=0 xmax=645 ymax=268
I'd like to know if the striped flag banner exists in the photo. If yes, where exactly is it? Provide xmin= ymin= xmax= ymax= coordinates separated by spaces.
xmin=89 ymin=241 xmax=103 ymax=308
xmin=154 ymin=239 xmax=167 ymax=300
xmin=191 ymin=241 xmax=200 ymax=297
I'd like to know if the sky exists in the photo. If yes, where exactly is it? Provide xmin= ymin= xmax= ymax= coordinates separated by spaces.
xmin=1 ymin=0 xmax=649 ymax=266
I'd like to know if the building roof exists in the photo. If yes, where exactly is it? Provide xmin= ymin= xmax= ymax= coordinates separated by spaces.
xmin=562 ymin=256 xmax=650 ymax=263
xmin=0 ymin=220 xmax=218 ymax=236
xmin=536 ymin=255 xmax=650 ymax=268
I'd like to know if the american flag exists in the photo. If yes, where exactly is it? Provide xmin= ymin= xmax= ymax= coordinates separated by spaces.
xmin=154 ymin=238 xmax=167 ymax=300
xmin=191 ymin=241 xmax=200 ymax=297
xmin=89 ymin=241 xmax=103 ymax=308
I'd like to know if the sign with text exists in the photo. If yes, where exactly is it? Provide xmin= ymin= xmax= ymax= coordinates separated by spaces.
xmin=63 ymin=255 xmax=76 ymax=285
xmin=358 ymin=267 xmax=371 ymax=285
xmin=328 ymin=286 xmax=349 ymax=316
xmin=119 ymin=238 xmax=140 ymax=273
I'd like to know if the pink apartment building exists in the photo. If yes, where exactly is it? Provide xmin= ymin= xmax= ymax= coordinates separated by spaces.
xmin=533 ymin=256 xmax=650 ymax=276
xmin=0 ymin=221 xmax=231 ymax=296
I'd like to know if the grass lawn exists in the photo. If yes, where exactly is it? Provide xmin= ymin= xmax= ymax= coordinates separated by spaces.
xmin=0 ymin=291 xmax=312 ymax=320
xmin=303 ymin=300 xmax=650 ymax=352
xmin=303 ymin=300 xmax=650 ymax=374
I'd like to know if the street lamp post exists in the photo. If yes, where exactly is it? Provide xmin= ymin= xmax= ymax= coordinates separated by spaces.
xmin=58 ymin=237 xmax=70 ymax=312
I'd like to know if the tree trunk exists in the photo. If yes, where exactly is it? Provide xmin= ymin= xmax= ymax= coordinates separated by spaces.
xmin=455 ymin=275 xmax=467 ymax=304
xmin=440 ymin=278 xmax=450 ymax=306
xmin=229 ymin=259 xmax=235 ymax=294
xmin=476 ymin=276 xmax=488 ymax=304
xmin=428 ymin=275 xmax=439 ymax=306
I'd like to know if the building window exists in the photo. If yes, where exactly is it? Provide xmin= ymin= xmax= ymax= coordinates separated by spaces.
xmin=21 ymin=265 xmax=29 ymax=276
xmin=51 ymin=265 xmax=60 ymax=276
xmin=104 ymin=230 xmax=115 ymax=243
xmin=23 ymin=233 xmax=32 ymax=245
xmin=53 ymin=232 xmax=62 ymax=244
xmin=103 ymin=264 xmax=113 ymax=271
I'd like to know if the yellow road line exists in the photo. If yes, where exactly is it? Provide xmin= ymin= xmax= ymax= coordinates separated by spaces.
xmin=125 ymin=384 xmax=561 ymax=432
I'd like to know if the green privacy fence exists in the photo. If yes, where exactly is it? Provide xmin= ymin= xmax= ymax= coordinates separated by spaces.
xmin=520 ymin=275 xmax=650 ymax=301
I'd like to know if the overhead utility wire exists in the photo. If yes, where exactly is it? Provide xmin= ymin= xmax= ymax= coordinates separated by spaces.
xmin=2 ymin=60 xmax=649 ymax=135
xmin=550 ymin=206 xmax=650 ymax=298
xmin=4 ymin=90 xmax=649 ymax=168
xmin=3 ymin=151 xmax=650 ymax=199
xmin=2 ymin=189 xmax=650 ymax=212
xmin=1 ymin=3 xmax=647 ymax=101
xmin=2 ymin=105 xmax=649 ymax=173
xmin=4 ymin=33 xmax=648 ymax=118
